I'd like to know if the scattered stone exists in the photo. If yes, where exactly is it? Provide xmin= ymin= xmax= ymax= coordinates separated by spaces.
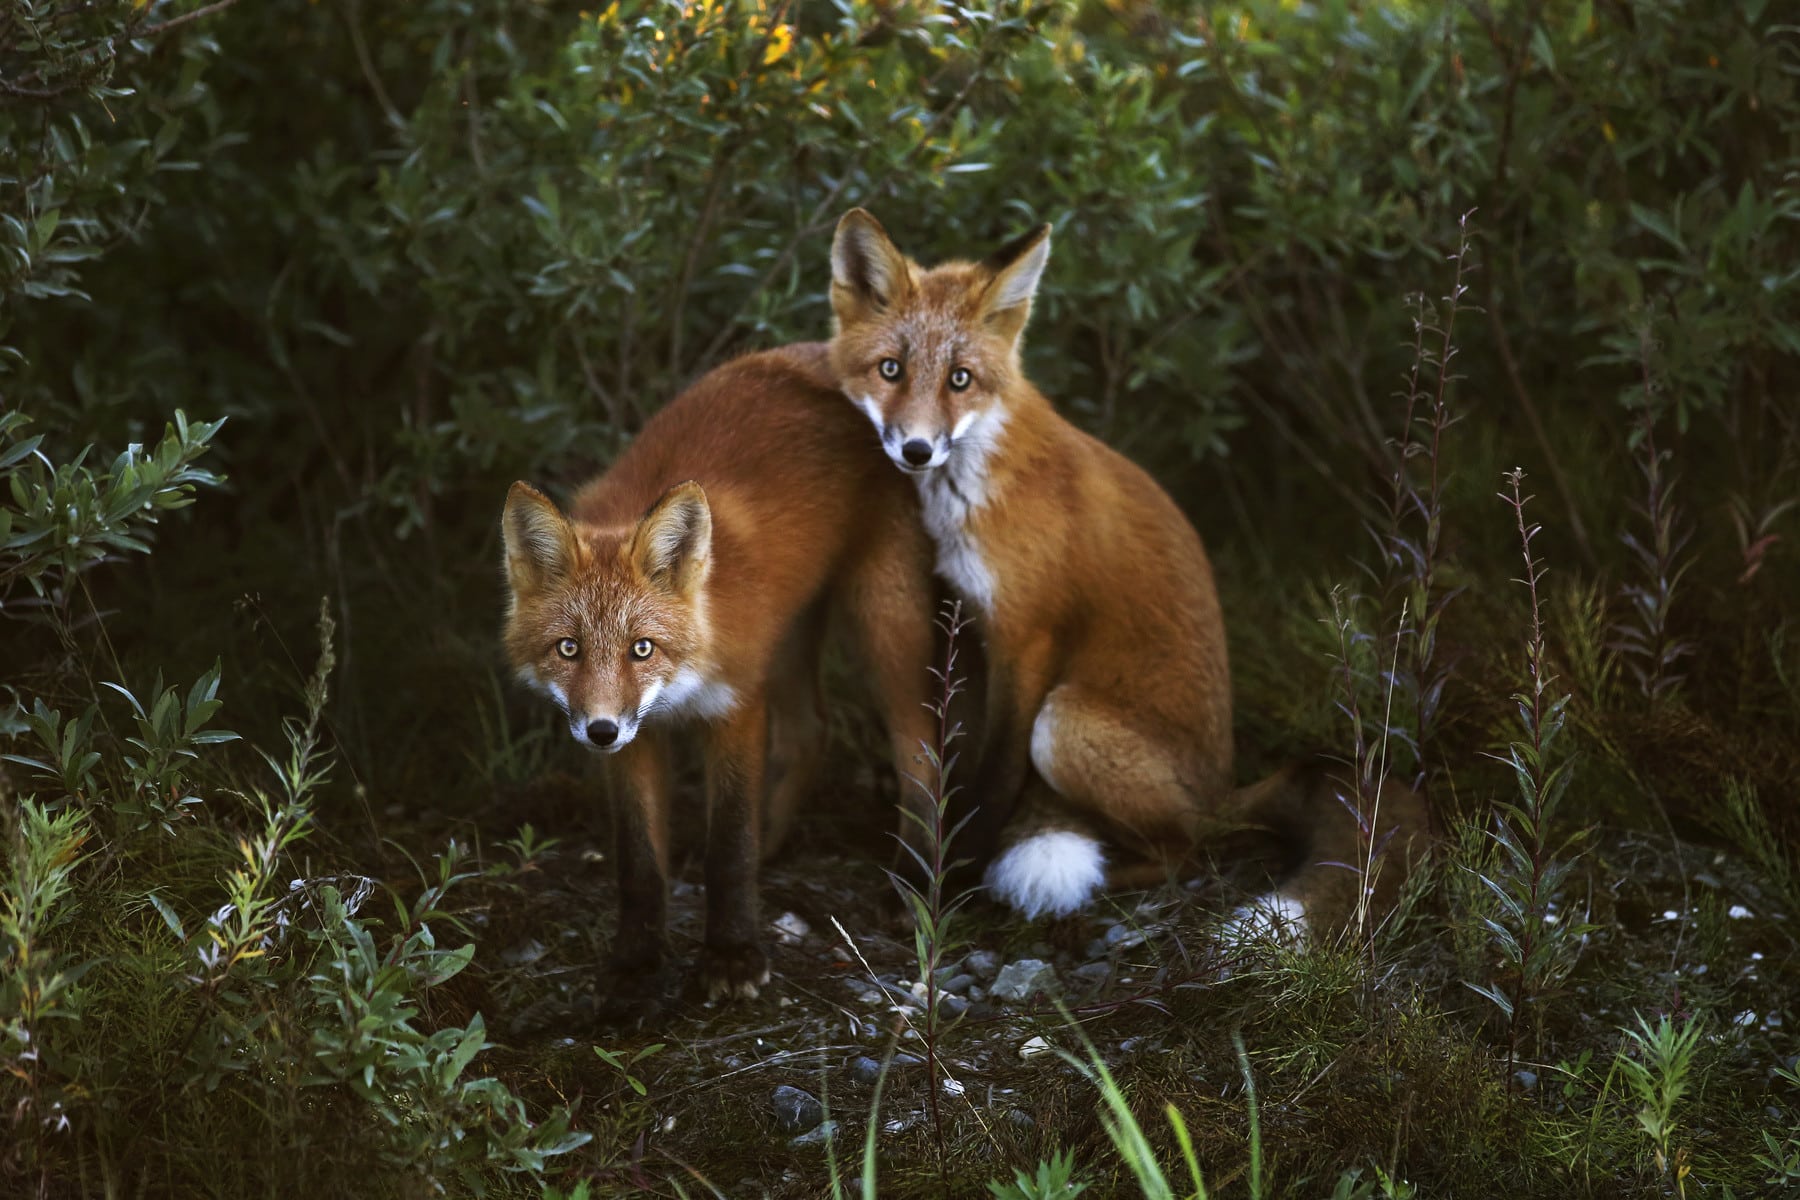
xmin=1119 ymin=1037 xmax=1144 ymax=1055
xmin=933 ymin=963 xmax=963 ymax=986
xmin=877 ymin=980 xmax=923 ymax=1008
xmin=892 ymin=1053 xmax=925 ymax=1069
xmin=941 ymin=973 xmax=977 ymax=996
xmin=771 ymin=1085 xmax=823 ymax=1134
xmin=938 ymin=994 xmax=970 ymax=1019
xmin=942 ymin=1077 xmax=966 ymax=1097
xmin=771 ymin=912 xmax=810 ymax=944
xmin=1513 ymin=1069 xmax=1538 ymax=1092
xmin=847 ymin=1056 xmax=884 ymax=1086
xmin=1084 ymin=938 xmax=1109 ymax=959
xmin=1728 ymin=904 xmax=1754 ymax=919
xmin=1005 ymin=1109 xmax=1037 ymax=1130
xmin=966 ymin=985 xmax=986 ymax=1002
xmin=790 ymin=1120 xmax=839 ymax=1149
xmin=1070 ymin=961 xmax=1111 ymax=988
xmin=883 ymin=1112 xmax=923 ymax=1134
xmin=1019 ymin=1035 xmax=1052 ymax=1060
xmin=991 ymin=958 xmax=1057 ymax=1003
xmin=963 ymin=949 xmax=1002 ymax=980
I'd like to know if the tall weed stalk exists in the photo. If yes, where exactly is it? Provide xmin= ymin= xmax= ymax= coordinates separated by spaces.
xmin=891 ymin=600 xmax=975 ymax=1168
xmin=1372 ymin=214 xmax=1474 ymax=824
xmin=1466 ymin=469 xmax=1592 ymax=1076
xmin=1610 ymin=341 xmax=1695 ymax=704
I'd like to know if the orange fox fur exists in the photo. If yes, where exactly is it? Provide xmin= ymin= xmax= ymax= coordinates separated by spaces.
xmin=502 ymin=344 xmax=937 ymax=1006
xmin=826 ymin=209 xmax=1427 ymax=935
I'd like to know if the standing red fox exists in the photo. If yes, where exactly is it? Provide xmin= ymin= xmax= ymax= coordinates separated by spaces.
xmin=501 ymin=344 xmax=937 ymax=1007
xmin=826 ymin=209 xmax=1426 ymax=933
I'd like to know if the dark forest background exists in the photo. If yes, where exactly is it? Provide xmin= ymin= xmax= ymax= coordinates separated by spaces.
xmin=3 ymin=1 xmax=1798 ymax=1195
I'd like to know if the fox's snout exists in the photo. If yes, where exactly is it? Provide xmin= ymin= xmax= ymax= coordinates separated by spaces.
xmin=572 ymin=711 xmax=639 ymax=753
xmin=877 ymin=425 xmax=950 ymax=473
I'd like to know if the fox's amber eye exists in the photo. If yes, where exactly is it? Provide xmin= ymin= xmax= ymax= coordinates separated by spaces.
xmin=948 ymin=367 xmax=972 ymax=391
xmin=556 ymin=637 xmax=580 ymax=659
xmin=631 ymin=638 xmax=655 ymax=660
xmin=879 ymin=357 xmax=903 ymax=381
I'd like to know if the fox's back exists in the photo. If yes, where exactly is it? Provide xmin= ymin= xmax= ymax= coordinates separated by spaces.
xmin=572 ymin=344 xmax=885 ymax=531
xmin=568 ymin=344 xmax=914 ymax=659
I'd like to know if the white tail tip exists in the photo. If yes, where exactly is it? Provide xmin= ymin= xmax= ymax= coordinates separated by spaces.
xmin=1220 ymin=892 xmax=1309 ymax=946
xmin=984 ymin=830 xmax=1106 ymax=919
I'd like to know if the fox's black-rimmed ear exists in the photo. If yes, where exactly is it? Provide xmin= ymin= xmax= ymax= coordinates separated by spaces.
xmin=503 ymin=482 xmax=578 ymax=595
xmin=978 ymin=223 xmax=1052 ymax=346
xmin=831 ymin=208 xmax=914 ymax=330
xmin=631 ymin=481 xmax=712 ymax=598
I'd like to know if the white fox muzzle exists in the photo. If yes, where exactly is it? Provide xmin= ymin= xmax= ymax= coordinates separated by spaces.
xmin=572 ymin=712 xmax=639 ymax=752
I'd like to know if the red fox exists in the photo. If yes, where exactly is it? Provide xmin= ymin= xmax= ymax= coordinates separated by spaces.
xmin=501 ymin=344 xmax=937 ymax=1007
xmin=826 ymin=209 xmax=1427 ymax=934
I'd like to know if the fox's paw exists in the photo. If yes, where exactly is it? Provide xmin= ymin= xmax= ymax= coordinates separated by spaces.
xmin=695 ymin=942 xmax=771 ymax=1003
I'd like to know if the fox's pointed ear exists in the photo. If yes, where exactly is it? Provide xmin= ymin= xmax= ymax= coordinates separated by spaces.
xmin=503 ymin=482 xmax=578 ymax=594
xmin=978 ymin=223 xmax=1052 ymax=346
xmin=631 ymin=481 xmax=712 ymax=597
xmin=831 ymin=208 xmax=913 ymax=329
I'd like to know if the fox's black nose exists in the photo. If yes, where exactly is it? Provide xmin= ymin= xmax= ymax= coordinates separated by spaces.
xmin=586 ymin=719 xmax=619 ymax=746
xmin=900 ymin=439 xmax=934 ymax=467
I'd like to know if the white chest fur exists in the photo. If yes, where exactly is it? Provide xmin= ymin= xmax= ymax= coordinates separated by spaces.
xmin=915 ymin=407 xmax=1007 ymax=614
xmin=644 ymin=665 xmax=739 ymax=722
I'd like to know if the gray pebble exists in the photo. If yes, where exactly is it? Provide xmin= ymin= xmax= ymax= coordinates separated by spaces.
xmin=941 ymin=973 xmax=978 ymax=995
xmin=771 ymin=1085 xmax=823 ymax=1134
xmin=789 ymin=1120 xmax=839 ymax=1148
xmin=963 ymin=949 xmax=1002 ymax=980
xmin=991 ymin=958 xmax=1058 ymax=1003
xmin=1070 ymin=961 xmax=1111 ymax=987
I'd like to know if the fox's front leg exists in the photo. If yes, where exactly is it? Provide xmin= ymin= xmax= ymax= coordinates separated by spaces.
xmin=600 ymin=732 xmax=673 ymax=1017
xmin=697 ymin=695 xmax=771 ymax=1001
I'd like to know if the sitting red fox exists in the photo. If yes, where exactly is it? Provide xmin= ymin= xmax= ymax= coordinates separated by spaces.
xmin=826 ymin=209 xmax=1426 ymax=935
xmin=501 ymin=344 xmax=937 ymax=1007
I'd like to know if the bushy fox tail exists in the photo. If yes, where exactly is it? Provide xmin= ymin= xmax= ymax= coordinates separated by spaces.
xmin=982 ymin=801 xmax=1109 ymax=921
xmin=981 ymin=755 xmax=1430 ymax=931
xmin=1217 ymin=755 xmax=1432 ymax=941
